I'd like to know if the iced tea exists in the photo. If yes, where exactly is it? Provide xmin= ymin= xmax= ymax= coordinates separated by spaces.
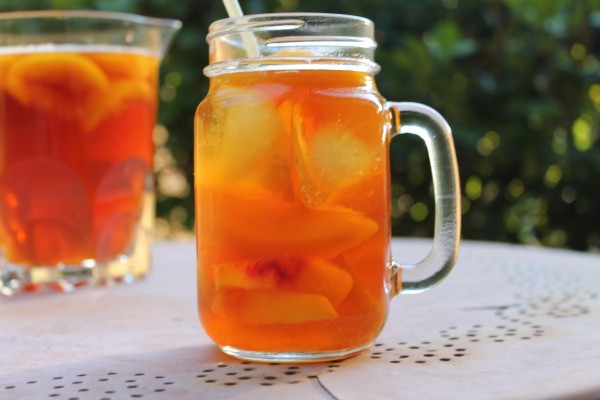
xmin=0 ymin=46 xmax=157 ymax=276
xmin=195 ymin=69 xmax=391 ymax=354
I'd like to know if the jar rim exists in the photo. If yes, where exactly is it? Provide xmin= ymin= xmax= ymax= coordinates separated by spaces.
xmin=207 ymin=12 xmax=374 ymax=40
xmin=204 ymin=12 xmax=379 ymax=76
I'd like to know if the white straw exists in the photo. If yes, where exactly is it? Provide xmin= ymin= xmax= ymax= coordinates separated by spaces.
xmin=221 ymin=0 xmax=259 ymax=57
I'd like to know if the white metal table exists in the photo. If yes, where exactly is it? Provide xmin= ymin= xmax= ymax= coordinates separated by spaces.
xmin=2 ymin=239 xmax=599 ymax=399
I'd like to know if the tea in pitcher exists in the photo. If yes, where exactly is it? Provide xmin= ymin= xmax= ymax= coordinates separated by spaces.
xmin=0 ymin=45 xmax=157 ymax=288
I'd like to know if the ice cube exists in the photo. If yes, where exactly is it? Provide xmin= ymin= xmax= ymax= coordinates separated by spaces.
xmin=295 ymin=125 xmax=382 ymax=208
xmin=95 ymin=211 xmax=137 ymax=262
xmin=95 ymin=157 xmax=150 ymax=202
xmin=196 ymin=88 xmax=282 ymax=186
xmin=94 ymin=157 xmax=150 ymax=251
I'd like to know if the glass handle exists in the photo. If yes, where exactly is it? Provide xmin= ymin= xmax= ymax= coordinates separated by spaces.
xmin=387 ymin=102 xmax=461 ymax=295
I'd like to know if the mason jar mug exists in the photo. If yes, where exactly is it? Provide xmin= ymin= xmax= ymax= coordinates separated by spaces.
xmin=194 ymin=13 xmax=461 ymax=362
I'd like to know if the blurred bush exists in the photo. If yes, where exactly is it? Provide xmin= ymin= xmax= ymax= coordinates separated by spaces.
xmin=2 ymin=0 xmax=599 ymax=251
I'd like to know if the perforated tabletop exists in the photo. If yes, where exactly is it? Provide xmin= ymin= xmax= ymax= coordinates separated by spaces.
xmin=2 ymin=239 xmax=600 ymax=400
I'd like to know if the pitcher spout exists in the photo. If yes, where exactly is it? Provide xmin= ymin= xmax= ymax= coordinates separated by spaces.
xmin=0 ymin=10 xmax=181 ymax=60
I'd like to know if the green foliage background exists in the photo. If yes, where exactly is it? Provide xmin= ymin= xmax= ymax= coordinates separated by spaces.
xmin=2 ymin=0 xmax=599 ymax=251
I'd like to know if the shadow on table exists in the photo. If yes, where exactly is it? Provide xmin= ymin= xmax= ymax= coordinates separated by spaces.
xmin=0 ymin=345 xmax=342 ymax=399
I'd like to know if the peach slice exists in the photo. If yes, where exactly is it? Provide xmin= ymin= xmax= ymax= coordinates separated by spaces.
xmin=0 ymin=55 xmax=23 ymax=86
xmin=4 ymin=53 xmax=109 ymax=120
xmin=214 ymin=257 xmax=353 ymax=305
xmin=213 ymin=289 xmax=337 ymax=324
xmin=83 ymin=79 xmax=155 ymax=131
xmin=86 ymin=53 xmax=158 ymax=82
xmin=0 ymin=158 xmax=92 ymax=264
xmin=341 ymin=231 xmax=389 ymax=294
xmin=102 ymin=79 xmax=154 ymax=111
xmin=210 ymin=186 xmax=379 ymax=259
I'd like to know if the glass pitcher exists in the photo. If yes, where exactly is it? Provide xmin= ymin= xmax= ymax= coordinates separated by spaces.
xmin=0 ymin=11 xmax=181 ymax=295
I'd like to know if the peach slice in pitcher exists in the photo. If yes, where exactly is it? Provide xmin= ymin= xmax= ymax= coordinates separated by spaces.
xmin=212 ymin=186 xmax=378 ymax=259
xmin=213 ymin=289 xmax=337 ymax=324
xmin=83 ymin=79 xmax=155 ymax=131
xmin=0 ymin=158 xmax=92 ymax=264
xmin=214 ymin=257 xmax=353 ymax=305
xmin=86 ymin=53 xmax=158 ymax=82
xmin=0 ymin=55 xmax=23 ymax=86
xmin=4 ymin=53 xmax=109 ymax=122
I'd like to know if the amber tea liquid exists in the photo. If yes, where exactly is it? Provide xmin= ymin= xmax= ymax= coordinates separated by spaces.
xmin=195 ymin=69 xmax=392 ymax=355
xmin=0 ymin=45 xmax=157 ymax=291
